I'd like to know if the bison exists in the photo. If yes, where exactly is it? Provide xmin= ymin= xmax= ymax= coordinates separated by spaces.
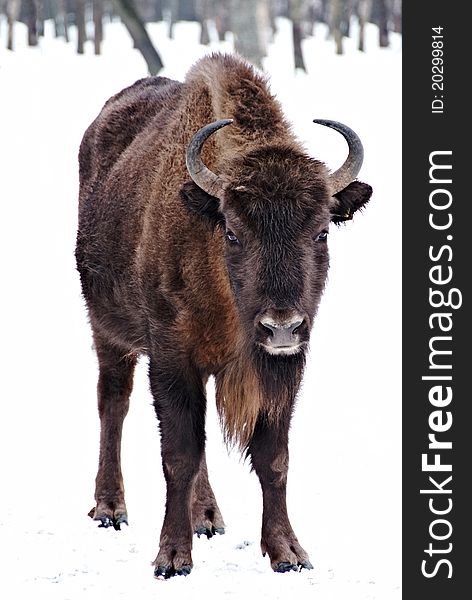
xmin=76 ymin=53 xmax=372 ymax=578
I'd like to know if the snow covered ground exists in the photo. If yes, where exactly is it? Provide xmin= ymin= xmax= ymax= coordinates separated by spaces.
xmin=0 ymin=17 xmax=401 ymax=599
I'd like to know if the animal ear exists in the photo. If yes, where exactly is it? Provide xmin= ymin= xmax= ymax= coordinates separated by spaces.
xmin=330 ymin=180 xmax=373 ymax=224
xmin=180 ymin=181 xmax=223 ymax=225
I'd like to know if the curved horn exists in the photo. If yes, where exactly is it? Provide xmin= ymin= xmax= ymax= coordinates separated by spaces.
xmin=186 ymin=119 xmax=233 ymax=198
xmin=313 ymin=119 xmax=364 ymax=196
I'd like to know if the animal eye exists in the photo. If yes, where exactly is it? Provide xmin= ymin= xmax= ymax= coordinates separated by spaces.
xmin=315 ymin=230 xmax=328 ymax=242
xmin=226 ymin=230 xmax=240 ymax=244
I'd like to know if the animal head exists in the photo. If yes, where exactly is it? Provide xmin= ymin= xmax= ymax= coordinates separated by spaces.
xmin=181 ymin=119 xmax=372 ymax=357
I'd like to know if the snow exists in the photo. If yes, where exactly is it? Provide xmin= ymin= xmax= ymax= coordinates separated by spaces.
xmin=0 ymin=16 xmax=401 ymax=599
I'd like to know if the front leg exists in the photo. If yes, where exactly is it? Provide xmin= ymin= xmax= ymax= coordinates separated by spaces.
xmin=248 ymin=414 xmax=313 ymax=573
xmin=149 ymin=359 xmax=206 ymax=578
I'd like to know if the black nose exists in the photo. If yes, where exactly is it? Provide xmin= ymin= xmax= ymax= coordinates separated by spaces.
xmin=259 ymin=318 xmax=304 ymax=347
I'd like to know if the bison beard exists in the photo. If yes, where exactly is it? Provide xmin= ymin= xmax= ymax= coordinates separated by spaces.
xmin=216 ymin=342 xmax=306 ymax=449
xmin=76 ymin=52 xmax=372 ymax=578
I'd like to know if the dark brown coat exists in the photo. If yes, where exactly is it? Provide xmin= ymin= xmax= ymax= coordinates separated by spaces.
xmin=76 ymin=53 xmax=372 ymax=578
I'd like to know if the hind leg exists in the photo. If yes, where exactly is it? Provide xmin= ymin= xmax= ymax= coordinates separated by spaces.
xmin=90 ymin=334 xmax=136 ymax=530
xmin=192 ymin=454 xmax=225 ymax=538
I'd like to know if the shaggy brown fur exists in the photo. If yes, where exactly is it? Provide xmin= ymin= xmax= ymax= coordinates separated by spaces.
xmin=215 ymin=338 xmax=263 ymax=448
xmin=76 ymin=52 xmax=372 ymax=578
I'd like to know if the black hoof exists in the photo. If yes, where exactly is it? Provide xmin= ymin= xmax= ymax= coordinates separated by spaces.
xmin=195 ymin=526 xmax=211 ymax=539
xmin=274 ymin=562 xmax=298 ymax=573
xmin=195 ymin=525 xmax=225 ymax=539
xmin=97 ymin=516 xmax=113 ymax=529
xmin=154 ymin=564 xmax=192 ymax=579
xmin=96 ymin=515 xmax=128 ymax=531
xmin=154 ymin=565 xmax=171 ymax=579
xmin=300 ymin=560 xmax=314 ymax=571
xmin=113 ymin=515 xmax=129 ymax=531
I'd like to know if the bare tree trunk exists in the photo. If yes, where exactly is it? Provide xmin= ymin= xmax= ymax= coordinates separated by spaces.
xmin=267 ymin=0 xmax=277 ymax=42
xmin=36 ymin=0 xmax=43 ymax=36
xmin=196 ymin=0 xmax=210 ymax=45
xmin=61 ymin=0 xmax=69 ymax=41
xmin=164 ymin=0 xmax=178 ymax=38
xmin=53 ymin=11 xmax=60 ymax=37
xmin=213 ymin=0 xmax=230 ymax=41
xmin=231 ymin=0 xmax=268 ymax=69
xmin=50 ymin=0 xmax=60 ymax=37
xmin=23 ymin=0 xmax=38 ymax=45
xmin=76 ymin=0 xmax=86 ymax=53
xmin=288 ymin=0 xmax=307 ymax=72
xmin=320 ymin=0 xmax=329 ymax=23
xmin=331 ymin=0 xmax=344 ymax=54
xmin=306 ymin=0 xmax=317 ymax=35
xmin=51 ymin=0 xmax=70 ymax=41
xmin=6 ymin=0 xmax=21 ymax=50
xmin=113 ymin=0 xmax=164 ymax=74
xmin=292 ymin=20 xmax=305 ymax=70
xmin=375 ymin=0 xmax=390 ymax=46
xmin=341 ymin=0 xmax=352 ymax=37
xmin=358 ymin=0 xmax=371 ymax=52
xmin=94 ymin=0 xmax=103 ymax=54
xmin=392 ymin=0 xmax=401 ymax=33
